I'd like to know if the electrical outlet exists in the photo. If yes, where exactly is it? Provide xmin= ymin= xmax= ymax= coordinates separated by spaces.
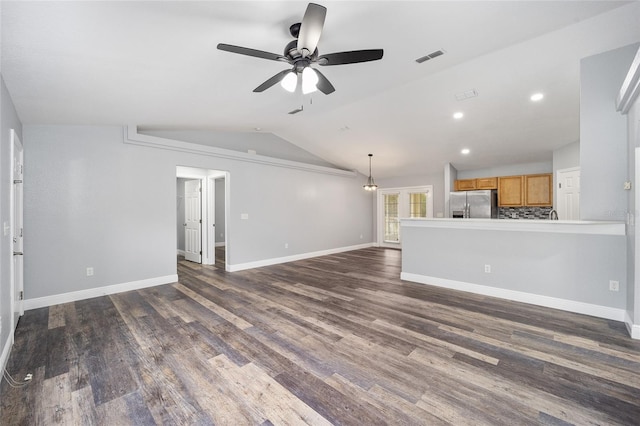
xmin=360 ymin=234 xmax=363 ymax=239
xmin=285 ymin=243 xmax=289 ymax=249
xmin=86 ymin=267 xmax=94 ymax=277
xmin=484 ymin=264 xmax=491 ymax=273
xmin=609 ymin=280 xmax=619 ymax=292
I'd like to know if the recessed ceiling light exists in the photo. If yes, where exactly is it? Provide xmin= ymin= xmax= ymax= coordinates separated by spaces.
xmin=461 ymin=148 xmax=470 ymax=155
xmin=254 ymin=127 xmax=262 ymax=131
xmin=530 ymin=93 xmax=544 ymax=102
xmin=453 ymin=112 xmax=464 ymax=119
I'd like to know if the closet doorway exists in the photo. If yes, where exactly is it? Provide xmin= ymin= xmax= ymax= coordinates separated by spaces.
xmin=176 ymin=166 xmax=228 ymax=270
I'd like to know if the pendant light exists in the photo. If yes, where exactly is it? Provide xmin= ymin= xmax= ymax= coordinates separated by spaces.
xmin=363 ymin=153 xmax=378 ymax=191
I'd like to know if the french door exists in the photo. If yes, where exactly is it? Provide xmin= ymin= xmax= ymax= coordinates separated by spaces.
xmin=377 ymin=186 xmax=433 ymax=248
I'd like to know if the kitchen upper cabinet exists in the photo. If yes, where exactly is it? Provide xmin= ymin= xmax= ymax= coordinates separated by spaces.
xmin=498 ymin=176 xmax=524 ymax=206
xmin=525 ymin=174 xmax=553 ymax=206
xmin=476 ymin=177 xmax=498 ymax=190
xmin=454 ymin=179 xmax=477 ymax=191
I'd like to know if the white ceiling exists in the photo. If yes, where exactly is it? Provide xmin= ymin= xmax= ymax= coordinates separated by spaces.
xmin=2 ymin=1 xmax=640 ymax=178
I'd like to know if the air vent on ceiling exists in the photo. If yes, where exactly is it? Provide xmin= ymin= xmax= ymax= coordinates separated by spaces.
xmin=455 ymin=89 xmax=479 ymax=101
xmin=416 ymin=49 xmax=445 ymax=64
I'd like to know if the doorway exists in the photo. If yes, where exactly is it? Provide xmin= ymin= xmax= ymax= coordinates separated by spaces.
xmin=556 ymin=167 xmax=580 ymax=220
xmin=176 ymin=167 xmax=228 ymax=269
xmin=377 ymin=185 xmax=433 ymax=248
xmin=10 ymin=129 xmax=24 ymax=337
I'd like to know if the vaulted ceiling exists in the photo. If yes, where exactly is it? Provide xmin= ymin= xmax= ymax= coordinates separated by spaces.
xmin=2 ymin=1 xmax=639 ymax=178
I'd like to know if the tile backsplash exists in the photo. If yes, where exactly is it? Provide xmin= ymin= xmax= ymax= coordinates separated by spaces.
xmin=499 ymin=206 xmax=553 ymax=220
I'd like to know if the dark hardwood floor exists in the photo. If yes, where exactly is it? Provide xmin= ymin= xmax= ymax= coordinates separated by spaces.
xmin=2 ymin=247 xmax=640 ymax=425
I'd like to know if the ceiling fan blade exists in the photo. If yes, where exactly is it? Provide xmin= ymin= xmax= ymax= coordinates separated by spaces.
xmin=297 ymin=3 xmax=326 ymax=58
xmin=217 ymin=43 xmax=288 ymax=62
xmin=317 ymin=49 xmax=384 ymax=66
xmin=313 ymin=69 xmax=335 ymax=95
xmin=253 ymin=69 xmax=293 ymax=93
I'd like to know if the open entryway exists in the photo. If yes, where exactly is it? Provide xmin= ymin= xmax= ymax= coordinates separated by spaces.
xmin=176 ymin=166 xmax=228 ymax=270
xmin=377 ymin=185 xmax=433 ymax=248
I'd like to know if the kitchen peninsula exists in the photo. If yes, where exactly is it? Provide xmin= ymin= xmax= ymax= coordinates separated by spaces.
xmin=400 ymin=218 xmax=627 ymax=321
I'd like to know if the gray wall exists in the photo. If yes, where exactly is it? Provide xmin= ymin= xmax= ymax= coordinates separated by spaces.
xmin=215 ymin=178 xmax=225 ymax=244
xmin=402 ymin=226 xmax=626 ymax=310
xmin=23 ymin=125 xmax=372 ymax=299
xmin=552 ymin=141 xmax=580 ymax=208
xmin=552 ymin=141 xmax=580 ymax=172
xmin=0 ymin=75 xmax=23 ymax=366
xmin=627 ymin=92 xmax=640 ymax=324
xmin=375 ymin=172 xmax=445 ymax=216
xmin=176 ymin=178 xmax=187 ymax=251
xmin=580 ymin=43 xmax=639 ymax=220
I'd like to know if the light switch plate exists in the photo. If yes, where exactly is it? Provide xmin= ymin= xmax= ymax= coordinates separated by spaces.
xmin=3 ymin=222 xmax=10 ymax=236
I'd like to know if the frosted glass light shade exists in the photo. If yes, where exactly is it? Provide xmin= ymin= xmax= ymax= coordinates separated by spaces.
xmin=301 ymin=67 xmax=318 ymax=94
xmin=281 ymin=72 xmax=297 ymax=92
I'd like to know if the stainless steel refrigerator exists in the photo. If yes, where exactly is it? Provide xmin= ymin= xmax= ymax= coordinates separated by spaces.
xmin=450 ymin=190 xmax=498 ymax=218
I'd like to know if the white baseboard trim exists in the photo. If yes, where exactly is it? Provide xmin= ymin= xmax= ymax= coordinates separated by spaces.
xmin=228 ymin=243 xmax=374 ymax=272
xmin=177 ymin=249 xmax=186 ymax=256
xmin=0 ymin=332 xmax=14 ymax=375
xmin=215 ymin=242 xmax=226 ymax=247
xmin=401 ymin=272 xmax=627 ymax=323
xmin=23 ymin=274 xmax=179 ymax=311
xmin=625 ymin=311 xmax=640 ymax=339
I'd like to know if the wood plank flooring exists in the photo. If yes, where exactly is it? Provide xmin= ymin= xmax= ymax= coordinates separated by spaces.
xmin=2 ymin=247 xmax=640 ymax=425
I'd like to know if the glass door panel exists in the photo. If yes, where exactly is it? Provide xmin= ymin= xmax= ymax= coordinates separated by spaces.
xmin=384 ymin=193 xmax=400 ymax=243
xmin=409 ymin=192 xmax=427 ymax=218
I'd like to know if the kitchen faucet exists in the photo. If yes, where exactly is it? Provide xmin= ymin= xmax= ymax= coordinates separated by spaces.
xmin=549 ymin=209 xmax=559 ymax=220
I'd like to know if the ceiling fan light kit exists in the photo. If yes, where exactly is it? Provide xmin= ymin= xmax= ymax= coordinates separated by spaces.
xmin=302 ymin=67 xmax=319 ymax=94
xmin=217 ymin=2 xmax=383 ymax=96
xmin=280 ymin=71 xmax=298 ymax=92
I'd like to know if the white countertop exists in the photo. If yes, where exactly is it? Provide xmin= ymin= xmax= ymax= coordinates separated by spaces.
xmin=400 ymin=218 xmax=626 ymax=235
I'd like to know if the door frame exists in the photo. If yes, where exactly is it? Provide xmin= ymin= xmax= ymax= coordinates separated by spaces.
xmin=376 ymin=185 xmax=433 ymax=248
xmin=176 ymin=167 xmax=228 ymax=270
xmin=9 ymin=129 xmax=24 ymax=339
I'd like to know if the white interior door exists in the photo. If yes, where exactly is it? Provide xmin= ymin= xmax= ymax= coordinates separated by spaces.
xmin=184 ymin=179 xmax=202 ymax=263
xmin=11 ymin=129 xmax=24 ymax=331
xmin=557 ymin=167 xmax=580 ymax=220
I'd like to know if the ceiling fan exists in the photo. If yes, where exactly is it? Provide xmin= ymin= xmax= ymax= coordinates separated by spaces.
xmin=217 ymin=3 xmax=383 ymax=95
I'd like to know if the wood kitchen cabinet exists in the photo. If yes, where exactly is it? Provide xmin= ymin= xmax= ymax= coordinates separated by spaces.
xmin=476 ymin=177 xmax=498 ymax=190
xmin=498 ymin=175 xmax=524 ymax=206
xmin=525 ymin=174 xmax=553 ymax=206
xmin=454 ymin=179 xmax=477 ymax=191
